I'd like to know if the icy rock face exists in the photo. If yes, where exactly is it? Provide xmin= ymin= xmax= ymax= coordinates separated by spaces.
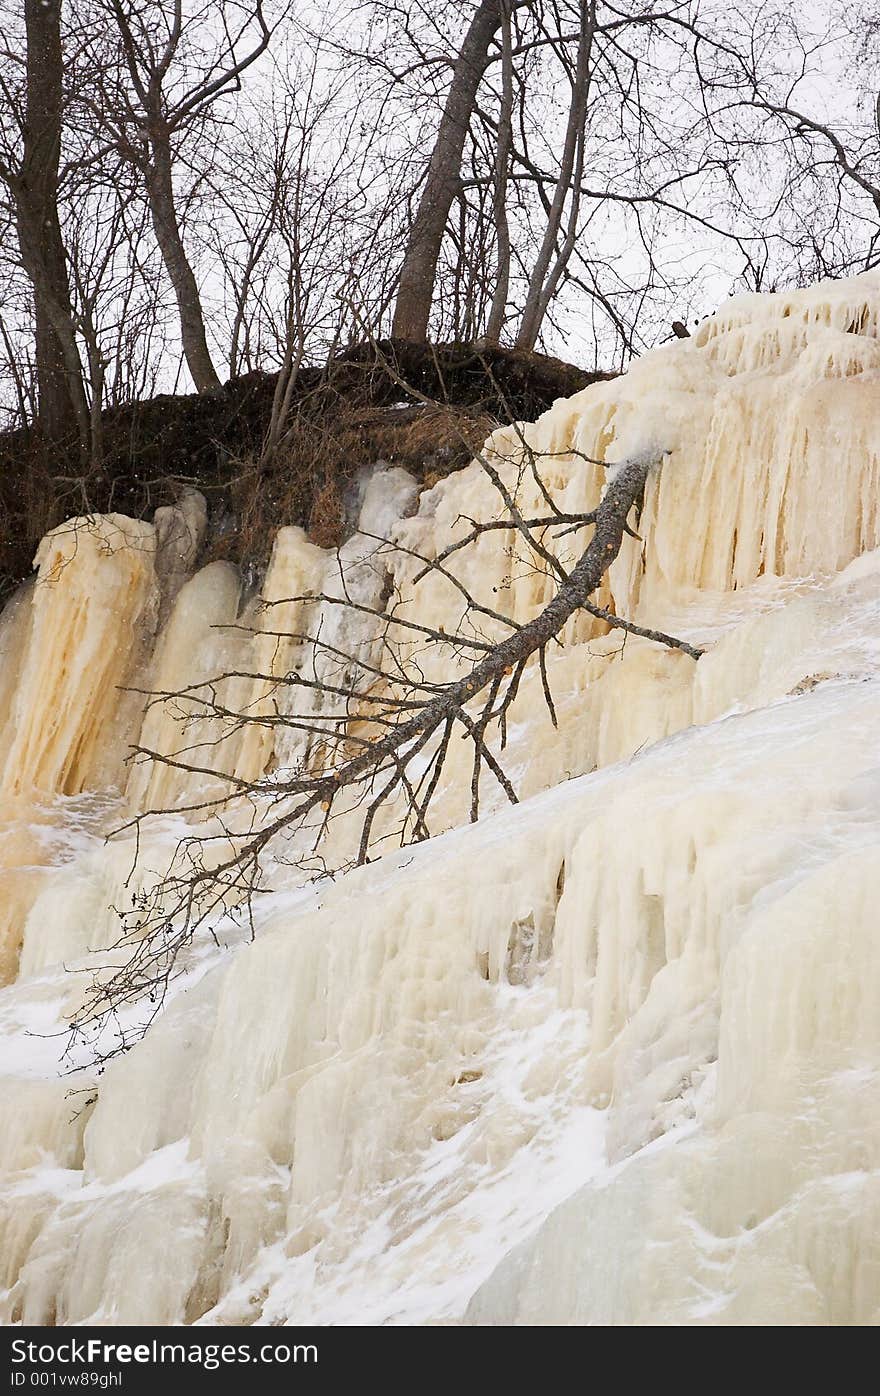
xmin=153 ymin=489 xmax=209 ymax=622
xmin=0 ymin=516 xmax=157 ymax=799
xmin=1 ymin=274 xmax=880 ymax=1324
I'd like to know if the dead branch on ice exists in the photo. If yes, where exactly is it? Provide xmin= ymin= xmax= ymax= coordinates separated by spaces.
xmin=68 ymin=443 xmax=701 ymax=1062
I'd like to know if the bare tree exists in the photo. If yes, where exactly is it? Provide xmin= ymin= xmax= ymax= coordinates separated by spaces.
xmin=2 ymin=0 xmax=876 ymax=438
xmin=485 ymin=0 xmax=515 ymax=342
xmin=0 ymin=1 xmax=89 ymax=446
xmin=64 ymin=164 xmax=171 ymax=452
xmin=83 ymin=0 xmax=275 ymax=392
xmin=392 ymin=0 xmax=507 ymax=342
xmin=355 ymin=1 xmax=773 ymax=355
xmin=514 ymin=0 xmax=593 ymax=349
xmin=202 ymin=48 xmax=370 ymax=455
xmin=681 ymin=4 xmax=880 ymax=280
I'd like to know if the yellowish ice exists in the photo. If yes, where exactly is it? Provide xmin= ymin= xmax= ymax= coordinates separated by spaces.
xmin=1 ymin=271 xmax=879 ymax=1324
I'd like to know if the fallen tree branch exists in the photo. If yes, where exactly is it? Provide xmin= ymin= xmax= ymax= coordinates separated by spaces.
xmin=68 ymin=445 xmax=700 ymax=1062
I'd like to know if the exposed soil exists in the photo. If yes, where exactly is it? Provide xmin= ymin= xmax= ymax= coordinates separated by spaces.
xmin=0 ymin=340 xmax=614 ymax=602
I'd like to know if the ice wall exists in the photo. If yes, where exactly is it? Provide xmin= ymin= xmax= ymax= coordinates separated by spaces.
xmin=1 ymin=270 xmax=880 ymax=1325
xmin=0 ymin=516 xmax=156 ymax=799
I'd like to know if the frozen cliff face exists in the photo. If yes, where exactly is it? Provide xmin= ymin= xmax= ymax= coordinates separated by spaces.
xmin=1 ymin=271 xmax=880 ymax=1324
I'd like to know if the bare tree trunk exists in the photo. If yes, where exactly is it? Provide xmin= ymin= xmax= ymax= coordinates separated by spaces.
xmin=16 ymin=0 xmax=89 ymax=445
xmin=96 ymin=0 xmax=271 ymax=394
xmin=515 ymin=0 xmax=594 ymax=351
xmin=485 ymin=0 xmax=514 ymax=343
xmin=392 ymin=0 xmax=503 ymax=343
xmin=145 ymin=129 xmax=221 ymax=393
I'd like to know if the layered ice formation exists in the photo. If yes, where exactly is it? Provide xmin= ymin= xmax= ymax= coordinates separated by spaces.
xmin=1 ymin=271 xmax=879 ymax=1324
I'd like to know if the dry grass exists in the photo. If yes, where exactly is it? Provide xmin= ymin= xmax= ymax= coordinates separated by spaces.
xmin=210 ymin=400 xmax=496 ymax=569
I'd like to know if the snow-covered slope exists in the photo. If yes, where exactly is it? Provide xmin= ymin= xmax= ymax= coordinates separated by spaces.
xmin=1 ymin=272 xmax=880 ymax=1324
